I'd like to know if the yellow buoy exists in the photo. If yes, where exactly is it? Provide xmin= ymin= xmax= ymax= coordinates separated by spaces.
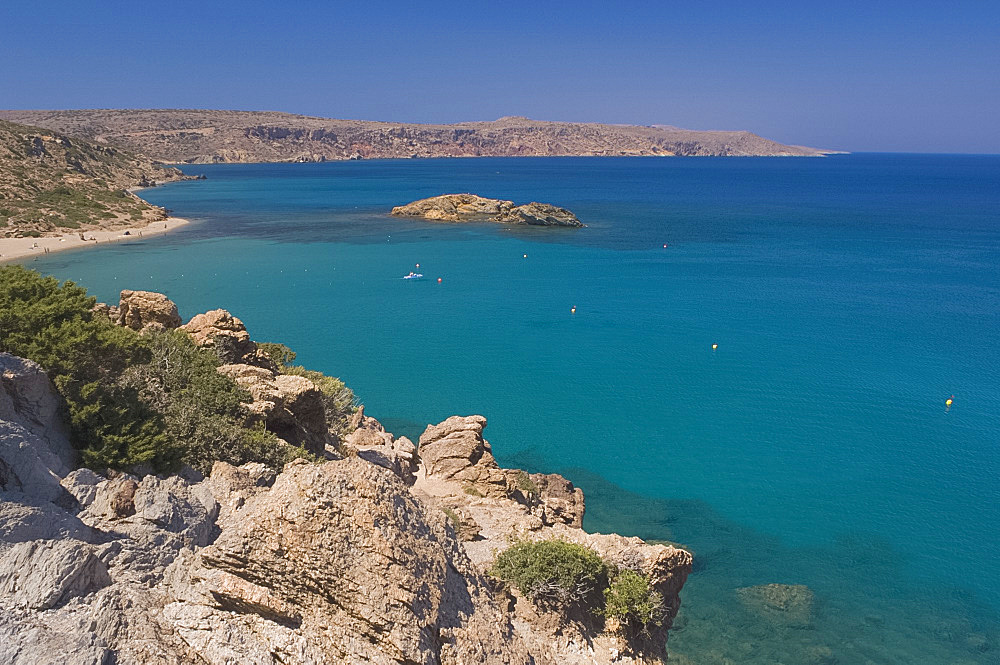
xmin=571 ymin=306 xmax=577 ymax=314
xmin=946 ymin=395 xmax=954 ymax=407
xmin=712 ymin=343 xmax=718 ymax=350
xmin=523 ymin=254 xmax=527 ymax=258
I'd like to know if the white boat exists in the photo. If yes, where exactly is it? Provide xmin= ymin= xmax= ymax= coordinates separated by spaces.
xmin=403 ymin=272 xmax=423 ymax=280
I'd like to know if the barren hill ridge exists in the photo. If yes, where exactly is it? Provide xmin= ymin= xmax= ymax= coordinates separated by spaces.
xmin=0 ymin=109 xmax=831 ymax=163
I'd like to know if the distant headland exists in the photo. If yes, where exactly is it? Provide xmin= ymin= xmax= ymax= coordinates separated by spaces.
xmin=0 ymin=109 xmax=836 ymax=164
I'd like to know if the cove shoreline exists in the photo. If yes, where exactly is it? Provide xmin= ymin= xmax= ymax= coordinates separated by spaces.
xmin=0 ymin=215 xmax=190 ymax=264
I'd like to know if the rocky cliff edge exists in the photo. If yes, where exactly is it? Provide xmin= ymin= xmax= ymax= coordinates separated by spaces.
xmin=0 ymin=291 xmax=692 ymax=665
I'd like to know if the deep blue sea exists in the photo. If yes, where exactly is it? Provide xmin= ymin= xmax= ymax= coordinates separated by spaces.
xmin=24 ymin=155 xmax=1000 ymax=663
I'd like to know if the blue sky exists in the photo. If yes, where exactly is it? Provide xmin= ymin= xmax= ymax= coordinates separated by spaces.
xmin=2 ymin=0 xmax=998 ymax=152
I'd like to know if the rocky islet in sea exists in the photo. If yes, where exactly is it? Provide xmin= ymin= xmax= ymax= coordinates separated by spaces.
xmin=391 ymin=193 xmax=586 ymax=227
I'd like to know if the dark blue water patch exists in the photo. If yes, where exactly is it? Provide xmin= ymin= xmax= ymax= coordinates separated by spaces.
xmin=155 ymin=154 xmax=1000 ymax=251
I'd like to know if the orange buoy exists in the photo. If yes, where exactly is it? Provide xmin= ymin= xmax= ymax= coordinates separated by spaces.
xmin=416 ymin=263 xmax=420 ymax=268
xmin=663 ymin=244 xmax=668 ymax=248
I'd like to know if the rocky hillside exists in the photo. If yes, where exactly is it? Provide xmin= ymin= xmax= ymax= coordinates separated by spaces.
xmin=0 ymin=119 xmax=189 ymax=238
xmin=0 ymin=278 xmax=693 ymax=665
xmin=0 ymin=110 xmax=831 ymax=163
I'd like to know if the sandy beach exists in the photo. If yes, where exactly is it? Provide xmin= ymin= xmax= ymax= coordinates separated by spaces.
xmin=0 ymin=216 xmax=190 ymax=264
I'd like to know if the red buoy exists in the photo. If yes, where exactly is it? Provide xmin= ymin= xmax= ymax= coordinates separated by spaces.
xmin=437 ymin=277 xmax=442 ymax=283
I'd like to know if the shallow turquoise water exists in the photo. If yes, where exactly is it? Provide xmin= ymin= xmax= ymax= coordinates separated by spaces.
xmin=25 ymin=156 xmax=1000 ymax=663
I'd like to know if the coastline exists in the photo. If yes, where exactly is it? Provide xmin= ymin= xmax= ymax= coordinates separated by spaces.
xmin=0 ymin=216 xmax=190 ymax=264
xmin=156 ymin=150 xmax=845 ymax=165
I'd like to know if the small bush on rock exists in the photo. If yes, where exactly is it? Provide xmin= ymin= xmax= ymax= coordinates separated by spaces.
xmin=491 ymin=539 xmax=608 ymax=607
xmin=514 ymin=470 xmax=538 ymax=498
xmin=442 ymin=507 xmax=461 ymax=529
xmin=258 ymin=342 xmax=297 ymax=367
xmin=600 ymin=568 xmax=665 ymax=636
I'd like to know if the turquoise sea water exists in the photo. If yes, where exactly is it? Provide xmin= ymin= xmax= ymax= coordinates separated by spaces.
xmin=24 ymin=155 xmax=1000 ymax=663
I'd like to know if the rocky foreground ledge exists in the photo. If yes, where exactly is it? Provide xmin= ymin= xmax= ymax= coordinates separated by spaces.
xmin=0 ymin=289 xmax=689 ymax=665
xmin=391 ymin=193 xmax=585 ymax=227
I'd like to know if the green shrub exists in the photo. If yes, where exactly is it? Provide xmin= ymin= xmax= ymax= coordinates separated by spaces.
xmin=258 ymin=342 xmax=297 ymax=367
xmin=600 ymin=569 xmax=665 ymax=636
xmin=491 ymin=539 xmax=608 ymax=606
xmin=463 ymin=485 xmax=484 ymax=497
xmin=116 ymin=329 xmax=302 ymax=471
xmin=0 ymin=267 xmax=309 ymax=473
xmin=515 ymin=470 xmax=538 ymax=497
xmin=282 ymin=365 xmax=357 ymax=440
xmin=0 ymin=266 xmax=174 ymax=469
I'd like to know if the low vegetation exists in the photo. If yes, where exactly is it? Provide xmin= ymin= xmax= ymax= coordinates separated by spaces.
xmin=491 ymin=539 xmax=608 ymax=606
xmin=442 ymin=507 xmax=461 ymax=530
xmin=0 ymin=266 xmax=319 ymax=472
xmin=600 ymin=568 xmax=665 ymax=636
xmin=491 ymin=538 xmax=665 ymax=635
xmin=514 ymin=470 xmax=539 ymax=498
xmin=118 ymin=330 xmax=304 ymax=471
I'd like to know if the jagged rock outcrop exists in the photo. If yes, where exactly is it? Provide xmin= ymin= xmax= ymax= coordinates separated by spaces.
xmin=391 ymin=194 xmax=584 ymax=227
xmin=418 ymin=414 xmax=495 ymax=479
xmin=195 ymin=458 xmax=533 ymax=664
xmin=101 ymin=296 xmax=335 ymax=454
xmin=0 ymin=539 xmax=111 ymax=610
xmin=392 ymin=194 xmax=510 ymax=220
xmin=206 ymin=461 xmax=275 ymax=521
xmin=418 ymin=415 xmax=585 ymax=526
xmin=217 ymin=364 xmax=328 ymax=455
xmin=0 ymin=353 xmax=76 ymax=504
xmin=117 ymin=290 xmax=182 ymax=331
xmin=499 ymin=201 xmax=583 ymax=226
xmin=343 ymin=405 xmax=417 ymax=484
xmin=180 ymin=309 xmax=275 ymax=367
xmin=0 ymin=360 xmax=532 ymax=664
xmin=529 ymin=472 xmax=588 ymax=530
xmin=413 ymin=415 xmax=692 ymax=663
xmin=105 ymin=296 xmax=346 ymax=455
